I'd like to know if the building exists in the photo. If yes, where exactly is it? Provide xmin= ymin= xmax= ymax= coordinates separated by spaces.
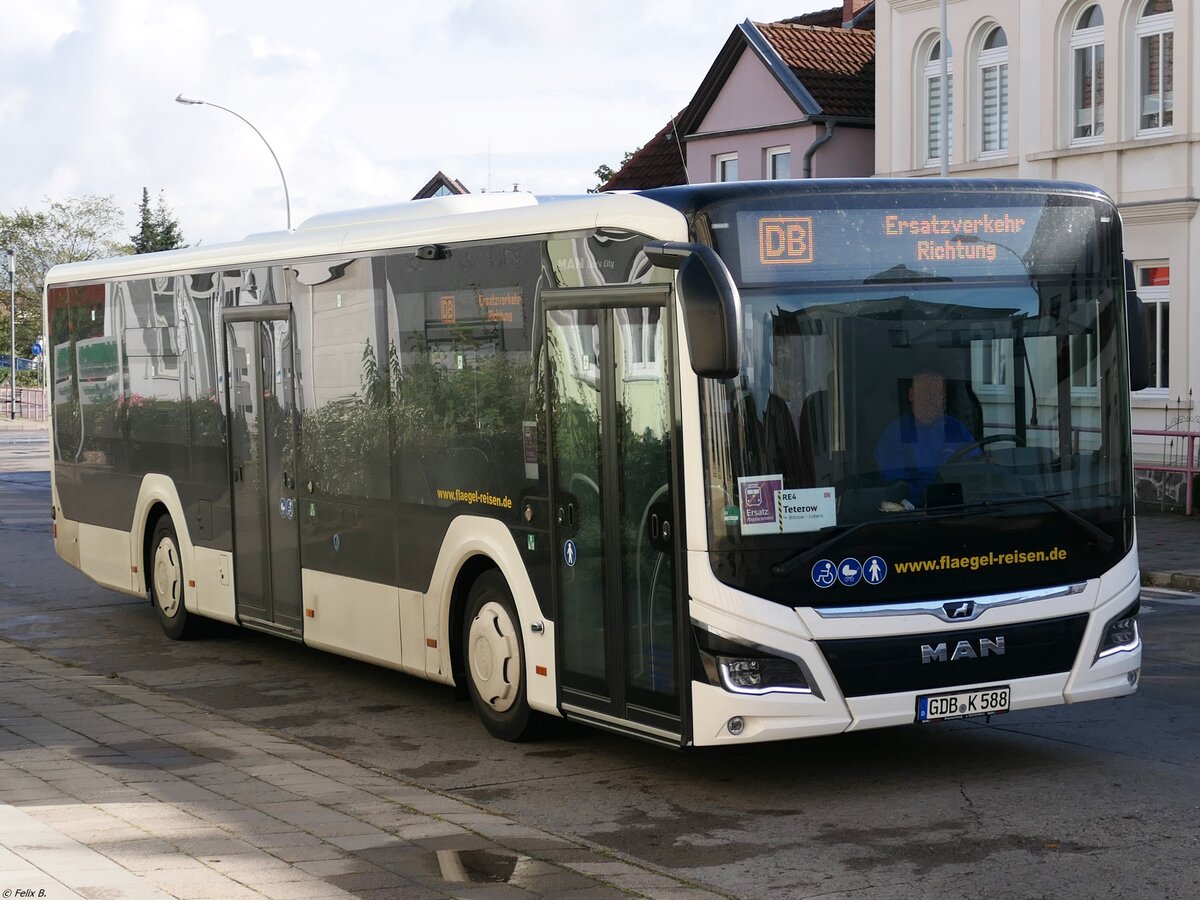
xmin=412 ymin=171 xmax=469 ymax=200
xmin=874 ymin=0 xmax=1198 ymax=485
xmin=601 ymin=2 xmax=876 ymax=191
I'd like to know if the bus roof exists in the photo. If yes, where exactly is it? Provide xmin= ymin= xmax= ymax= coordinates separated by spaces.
xmin=44 ymin=190 xmax=689 ymax=287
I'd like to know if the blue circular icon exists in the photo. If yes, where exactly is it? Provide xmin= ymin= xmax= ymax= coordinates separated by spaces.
xmin=863 ymin=556 xmax=887 ymax=585
xmin=332 ymin=533 xmax=341 ymax=553
xmin=811 ymin=559 xmax=837 ymax=588
xmin=563 ymin=539 xmax=577 ymax=567
xmin=837 ymin=558 xmax=863 ymax=587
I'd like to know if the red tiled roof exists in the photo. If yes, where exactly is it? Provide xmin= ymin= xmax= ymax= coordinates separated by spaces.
xmin=782 ymin=7 xmax=844 ymax=28
xmin=755 ymin=22 xmax=875 ymax=120
xmin=599 ymin=113 xmax=688 ymax=191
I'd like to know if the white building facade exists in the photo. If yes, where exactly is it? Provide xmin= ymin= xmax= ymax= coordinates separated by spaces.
xmin=875 ymin=0 xmax=1199 ymax=482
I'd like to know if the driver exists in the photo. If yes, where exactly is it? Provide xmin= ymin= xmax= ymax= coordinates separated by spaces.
xmin=874 ymin=369 xmax=979 ymax=504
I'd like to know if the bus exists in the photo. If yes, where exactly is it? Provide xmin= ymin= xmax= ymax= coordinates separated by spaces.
xmin=45 ymin=180 xmax=1145 ymax=747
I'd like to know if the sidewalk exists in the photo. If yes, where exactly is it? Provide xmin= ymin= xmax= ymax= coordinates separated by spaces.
xmin=0 ymin=640 xmax=723 ymax=900
xmin=0 ymin=416 xmax=46 ymax=432
xmin=1136 ymin=509 xmax=1200 ymax=592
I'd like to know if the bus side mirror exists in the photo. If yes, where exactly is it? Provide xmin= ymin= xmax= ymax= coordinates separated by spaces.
xmin=644 ymin=241 xmax=742 ymax=379
xmin=1124 ymin=259 xmax=1151 ymax=392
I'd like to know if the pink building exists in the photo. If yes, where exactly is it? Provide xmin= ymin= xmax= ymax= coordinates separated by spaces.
xmin=602 ymin=2 xmax=876 ymax=190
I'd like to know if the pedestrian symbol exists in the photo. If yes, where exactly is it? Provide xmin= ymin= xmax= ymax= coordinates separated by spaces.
xmin=564 ymin=539 xmax=577 ymax=567
xmin=864 ymin=556 xmax=887 ymax=585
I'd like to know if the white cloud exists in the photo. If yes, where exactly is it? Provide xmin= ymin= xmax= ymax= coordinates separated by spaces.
xmin=4 ymin=0 xmax=842 ymax=245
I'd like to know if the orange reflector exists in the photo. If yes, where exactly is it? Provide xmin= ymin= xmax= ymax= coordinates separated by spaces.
xmin=52 ymin=524 xmax=57 ymax=538
xmin=536 ymin=665 xmax=548 ymax=676
xmin=187 ymin=579 xmax=196 ymax=588
xmin=131 ymin=565 xmax=138 ymax=573
xmin=305 ymin=608 xmax=315 ymax=618
xmin=426 ymin=638 xmax=438 ymax=648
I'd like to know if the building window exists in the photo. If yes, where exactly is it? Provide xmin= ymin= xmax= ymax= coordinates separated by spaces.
xmin=924 ymin=40 xmax=954 ymax=167
xmin=715 ymin=153 xmax=739 ymax=182
xmin=1070 ymin=5 xmax=1104 ymax=143
xmin=1138 ymin=263 xmax=1170 ymax=390
xmin=978 ymin=26 xmax=1009 ymax=156
xmin=1136 ymin=0 xmax=1173 ymax=135
xmin=767 ymin=147 xmax=792 ymax=179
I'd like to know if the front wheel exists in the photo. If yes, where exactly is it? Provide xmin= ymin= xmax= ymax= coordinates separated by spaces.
xmin=463 ymin=571 xmax=537 ymax=741
xmin=150 ymin=516 xmax=200 ymax=640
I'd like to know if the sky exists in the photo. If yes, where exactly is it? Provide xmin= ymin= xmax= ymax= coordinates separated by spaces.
xmin=2 ymin=0 xmax=841 ymax=247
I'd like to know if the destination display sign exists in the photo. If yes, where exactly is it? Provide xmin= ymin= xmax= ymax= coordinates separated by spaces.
xmin=734 ymin=204 xmax=1100 ymax=285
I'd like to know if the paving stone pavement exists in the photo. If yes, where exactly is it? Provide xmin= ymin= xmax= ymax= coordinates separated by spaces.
xmin=0 ymin=640 xmax=725 ymax=899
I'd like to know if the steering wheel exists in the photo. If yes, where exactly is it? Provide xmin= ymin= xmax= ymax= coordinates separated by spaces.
xmin=945 ymin=433 xmax=1024 ymax=465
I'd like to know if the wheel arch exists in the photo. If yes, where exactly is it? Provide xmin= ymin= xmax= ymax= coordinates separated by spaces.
xmin=427 ymin=516 xmax=559 ymax=717
xmin=130 ymin=476 xmax=194 ymax=610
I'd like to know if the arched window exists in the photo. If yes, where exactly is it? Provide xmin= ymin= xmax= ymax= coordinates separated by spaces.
xmin=924 ymin=40 xmax=954 ymax=167
xmin=1070 ymin=5 xmax=1104 ymax=142
xmin=1136 ymin=0 xmax=1173 ymax=134
xmin=978 ymin=26 xmax=1009 ymax=155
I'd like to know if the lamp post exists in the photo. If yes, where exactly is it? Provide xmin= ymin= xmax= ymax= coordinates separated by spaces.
xmin=174 ymin=94 xmax=292 ymax=231
xmin=7 ymin=248 xmax=14 ymax=420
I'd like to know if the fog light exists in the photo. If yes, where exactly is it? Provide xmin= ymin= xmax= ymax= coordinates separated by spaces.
xmin=727 ymin=716 xmax=745 ymax=736
xmin=1128 ymin=669 xmax=1139 ymax=687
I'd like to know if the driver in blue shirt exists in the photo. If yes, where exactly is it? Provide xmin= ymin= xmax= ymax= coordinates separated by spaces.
xmin=875 ymin=370 xmax=978 ymax=504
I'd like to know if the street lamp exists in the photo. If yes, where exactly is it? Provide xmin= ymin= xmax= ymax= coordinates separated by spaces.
xmin=174 ymin=94 xmax=293 ymax=231
xmin=7 ymin=248 xmax=14 ymax=420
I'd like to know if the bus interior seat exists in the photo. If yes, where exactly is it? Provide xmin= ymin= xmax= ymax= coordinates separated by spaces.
xmin=763 ymin=393 xmax=803 ymax=486
xmin=797 ymin=389 xmax=831 ymax=486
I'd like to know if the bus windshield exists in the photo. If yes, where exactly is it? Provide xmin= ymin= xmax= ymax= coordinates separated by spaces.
xmin=701 ymin=189 xmax=1133 ymax=605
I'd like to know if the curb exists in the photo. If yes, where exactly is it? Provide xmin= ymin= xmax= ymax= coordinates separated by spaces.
xmin=1141 ymin=570 xmax=1200 ymax=593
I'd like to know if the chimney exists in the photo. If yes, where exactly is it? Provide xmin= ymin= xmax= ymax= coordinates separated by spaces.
xmin=843 ymin=0 xmax=871 ymax=27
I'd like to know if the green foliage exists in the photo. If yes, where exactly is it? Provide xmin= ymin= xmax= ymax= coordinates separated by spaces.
xmin=300 ymin=336 xmax=535 ymax=500
xmin=130 ymin=188 xmax=186 ymax=254
xmin=588 ymin=148 xmax=639 ymax=193
xmin=0 ymin=194 xmax=129 ymax=386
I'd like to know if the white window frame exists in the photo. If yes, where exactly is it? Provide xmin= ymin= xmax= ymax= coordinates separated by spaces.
xmin=616 ymin=307 xmax=663 ymax=380
xmin=923 ymin=40 xmax=954 ymax=168
xmin=1134 ymin=0 xmax=1173 ymax=138
xmin=766 ymin=146 xmax=792 ymax=180
xmin=977 ymin=26 xmax=1009 ymax=158
xmin=1069 ymin=5 xmax=1105 ymax=146
xmin=715 ymin=153 xmax=739 ymax=182
xmin=1136 ymin=262 xmax=1170 ymax=392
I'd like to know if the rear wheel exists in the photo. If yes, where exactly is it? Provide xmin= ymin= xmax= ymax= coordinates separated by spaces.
xmin=464 ymin=571 xmax=537 ymax=741
xmin=150 ymin=516 xmax=200 ymax=640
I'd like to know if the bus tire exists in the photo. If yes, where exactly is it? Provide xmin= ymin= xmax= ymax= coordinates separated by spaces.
xmin=463 ymin=571 xmax=536 ymax=741
xmin=149 ymin=515 xmax=199 ymax=640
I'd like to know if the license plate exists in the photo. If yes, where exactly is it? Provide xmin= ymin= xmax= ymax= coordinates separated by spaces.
xmin=917 ymin=685 xmax=1010 ymax=723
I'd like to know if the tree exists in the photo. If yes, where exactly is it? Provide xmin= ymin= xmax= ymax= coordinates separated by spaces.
xmin=130 ymin=188 xmax=186 ymax=253
xmin=589 ymin=149 xmax=639 ymax=193
xmin=0 ymin=195 xmax=129 ymax=386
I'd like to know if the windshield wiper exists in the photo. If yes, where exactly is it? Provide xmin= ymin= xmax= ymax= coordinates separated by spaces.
xmin=770 ymin=492 xmax=1114 ymax=579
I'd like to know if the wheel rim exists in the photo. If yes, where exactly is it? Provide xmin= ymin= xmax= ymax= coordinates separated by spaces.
xmin=467 ymin=600 xmax=521 ymax=713
xmin=153 ymin=537 xmax=182 ymax=618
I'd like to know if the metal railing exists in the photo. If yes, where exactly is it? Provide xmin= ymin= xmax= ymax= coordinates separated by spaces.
xmin=0 ymin=386 xmax=47 ymax=422
xmin=1133 ymin=427 xmax=1200 ymax=515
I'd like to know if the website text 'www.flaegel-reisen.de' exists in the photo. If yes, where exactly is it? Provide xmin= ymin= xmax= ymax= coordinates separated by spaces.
xmin=893 ymin=547 xmax=1067 ymax=574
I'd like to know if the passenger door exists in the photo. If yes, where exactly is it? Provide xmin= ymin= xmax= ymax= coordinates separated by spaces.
xmin=224 ymin=306 xmax=302 ymax=634
xmin=544 ymin=286 xmax=683 ymax=742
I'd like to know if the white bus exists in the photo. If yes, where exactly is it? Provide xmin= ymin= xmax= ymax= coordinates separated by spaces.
xmin=45 ymin=180 xmax=1145 ymax=746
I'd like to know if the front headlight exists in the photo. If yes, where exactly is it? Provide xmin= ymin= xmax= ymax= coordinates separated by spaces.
xmin=695 ymin=628 xmax=815 ymax=696
xmin=1096 ymin=599 xmax=1140 ymax=660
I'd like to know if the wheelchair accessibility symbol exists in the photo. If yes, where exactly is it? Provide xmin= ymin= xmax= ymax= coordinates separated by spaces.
xmin=811 ymin=559 xmax=837 ymax=588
